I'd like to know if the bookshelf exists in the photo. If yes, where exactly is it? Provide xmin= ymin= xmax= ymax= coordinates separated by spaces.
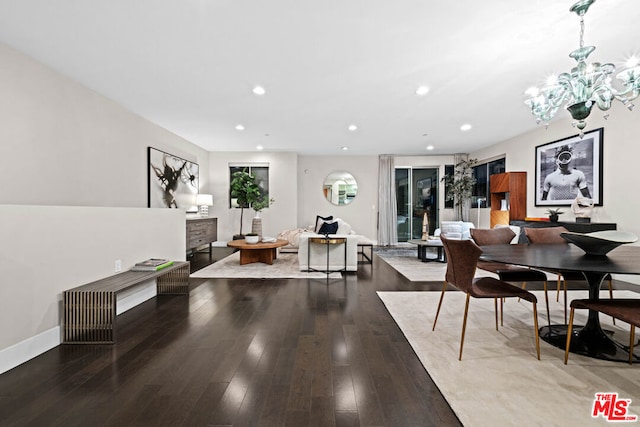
xmin=490 ymin=172 xmax=526 ymax=227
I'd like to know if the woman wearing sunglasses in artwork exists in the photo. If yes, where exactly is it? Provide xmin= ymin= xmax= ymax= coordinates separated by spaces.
xmin=541 ymin=144 xmax=591 ymax=201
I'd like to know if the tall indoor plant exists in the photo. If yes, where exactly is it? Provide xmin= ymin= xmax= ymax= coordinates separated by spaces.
xmin=441 ymin=158 xmax=477 ymax=221
xmin=230 ymin=169 xmax=263 ymax=238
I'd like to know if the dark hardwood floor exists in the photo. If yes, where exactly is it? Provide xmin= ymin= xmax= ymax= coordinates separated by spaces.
xmin=0 ymin=249 xmax=461 ymax=426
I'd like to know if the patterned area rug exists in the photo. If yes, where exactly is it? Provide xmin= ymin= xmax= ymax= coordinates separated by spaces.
xmin=378 ymin=290 xmax=640 ymax=426
xmin=190 ymin=251 xmax=342 ymax=279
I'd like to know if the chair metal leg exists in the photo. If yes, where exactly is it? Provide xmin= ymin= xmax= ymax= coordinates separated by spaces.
xmin=564 ymin=307 xmax=576 ymax=364
xmin=518 ymin=282 xmax=527 ymax=302
xmin=500 ymin=298 xmax=504 ymax=327
xmin=459 ymin=293 xmax=471 ymax=361
xmin=494 ymin=298 xmax=499 ymax=330
xmin=609 ymin=278 xmax=616 ymax=325
xmin=630 ymin=325 xmax=635 ymax=365
xmin=432 ymin=281 xmax=448 ymax=331
xmin=543 ymin=281 xmax=551 ymax=327
xmin=532 ymin=302 xmax=540 ymax=360
xmin=563 ymin=281 xmax=568 ymax=325
xmin=556 ymin=276 xmax=562 ymax=302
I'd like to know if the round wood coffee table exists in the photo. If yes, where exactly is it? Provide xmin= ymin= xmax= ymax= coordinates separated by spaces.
xmin=227 ymin=239 xmax=289 ymax=265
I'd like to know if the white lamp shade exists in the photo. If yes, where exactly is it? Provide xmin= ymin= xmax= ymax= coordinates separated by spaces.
xmin=196 ymin=194 xmax=213 ymax=206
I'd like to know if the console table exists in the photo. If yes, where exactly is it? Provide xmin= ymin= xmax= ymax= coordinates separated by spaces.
xmin=510 ymin=220 xmax=616 ymax=244
xmin=186 ymin=217 xmax=217 ymax=254
xmin=307 ymin=236 xmax=347 ymax=274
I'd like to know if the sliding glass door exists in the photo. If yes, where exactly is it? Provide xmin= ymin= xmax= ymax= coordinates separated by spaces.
xmin=395 ymin=167 xmax=439 ymax=242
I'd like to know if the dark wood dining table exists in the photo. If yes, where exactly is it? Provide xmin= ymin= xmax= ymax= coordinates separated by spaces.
xmin=479 ymin=243 xmax=640 ymax=363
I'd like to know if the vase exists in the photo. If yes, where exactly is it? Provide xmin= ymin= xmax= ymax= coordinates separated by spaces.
xmin=549 ymin=214 xmax=559 ymax=223
xmin=252 ymin=216 xmax=263 ymax=239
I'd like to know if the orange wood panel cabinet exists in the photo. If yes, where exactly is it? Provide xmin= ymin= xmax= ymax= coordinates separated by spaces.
xmin=489 ymin=172 xmax=526 ymax=227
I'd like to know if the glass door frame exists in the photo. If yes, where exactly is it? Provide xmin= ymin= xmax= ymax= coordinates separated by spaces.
xmin=395 ymin=167 xmax=439 ymax=242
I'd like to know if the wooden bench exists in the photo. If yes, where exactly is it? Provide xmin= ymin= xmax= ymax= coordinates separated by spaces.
xmin=63 ymin=261 xmax=190 ymax=344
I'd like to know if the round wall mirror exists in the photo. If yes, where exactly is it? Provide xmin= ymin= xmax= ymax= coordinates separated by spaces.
xmin=323 ymin=171 xmax=358 ymax=205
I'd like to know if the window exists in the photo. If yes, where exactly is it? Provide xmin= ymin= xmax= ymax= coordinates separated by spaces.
xmin=443 ymin=164 xmax=454 ymax=209
xmin=229 ymin=163 xmax=270 ymax=208
xmin=472 ymin=157 xmax=505 ymax=208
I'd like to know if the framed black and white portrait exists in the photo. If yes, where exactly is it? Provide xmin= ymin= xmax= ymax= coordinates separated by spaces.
xmin=534 ymin=128 xmax=603 ymax=207
xmin=147 ymin=147 xmax=199 ymax=212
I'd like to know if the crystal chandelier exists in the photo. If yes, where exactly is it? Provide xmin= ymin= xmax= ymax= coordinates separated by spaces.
xmin=524 ymin=0 xmax=640 ymax=133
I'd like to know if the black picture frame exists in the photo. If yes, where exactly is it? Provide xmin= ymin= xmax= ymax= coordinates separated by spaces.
xmin=147 ymin=147 xmax=199 ymax=212
xmin=534 ymin=128 xmax=603 ymax=207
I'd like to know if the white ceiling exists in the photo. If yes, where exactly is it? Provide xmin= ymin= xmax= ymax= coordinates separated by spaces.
xmin=1 ymin=0 xmax=639 ymax=155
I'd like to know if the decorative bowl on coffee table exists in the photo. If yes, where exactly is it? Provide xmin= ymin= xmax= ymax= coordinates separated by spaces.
xmin=560 ymin=230 xmax=638 ymax=256
xmin=245 ymin=235 xmax=260 ymax=244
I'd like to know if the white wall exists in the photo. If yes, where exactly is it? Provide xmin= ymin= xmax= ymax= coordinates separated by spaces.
xmin=297 ymin=156 xmax=378 ymax=240
xmin=208 ymin=151 xmax=298 ymax=242
xmin=0 ymin=41 xmax=210 ymax=207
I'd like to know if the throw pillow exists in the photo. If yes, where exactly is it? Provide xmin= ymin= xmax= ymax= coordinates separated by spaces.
xmin=440 ymin=221 xmax=463 ymax=237
xmin=314 ymin=215 xmax=333 ymax=233
xmin=318 ymin=221 xmax=339 ymax=235
xmin=334 ymin=218 xmax=352 ymax=235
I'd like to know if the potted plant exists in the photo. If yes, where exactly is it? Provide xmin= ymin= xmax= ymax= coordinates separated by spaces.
xmin=546 ymin=208 xmax=563 ymax=223
xmin=251 ymin=197 xmax=275 ymax=217
xmin=441 ymin=158 xmax=477 ymax=221
xmin=230 ymin=169 xmax=262 ymax=239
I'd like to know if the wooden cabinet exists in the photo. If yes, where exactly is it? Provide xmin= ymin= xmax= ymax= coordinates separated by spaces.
xmin=490 ymin=172 xmax=526 ymax=227
xmin=186 ymin=217 xmax=217 ymax=253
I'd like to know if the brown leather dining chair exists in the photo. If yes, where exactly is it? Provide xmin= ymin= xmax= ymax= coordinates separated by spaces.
xmin=432 ymin=236 xmax=541 ymax=361
xmin=524 ymin=226 xmax=614 ymax=324
xmin=565 ymin=298 xmax=640 ymax=365
xmin=470 ymin=227 xmax=551 ymax=326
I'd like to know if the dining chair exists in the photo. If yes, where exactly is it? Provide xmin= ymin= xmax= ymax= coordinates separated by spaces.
xmin=524 ymin=226 xmax=614 ymax=324
xmin=470 ymin=227 xmax=551 ymax=326
xmin=432 ymin=236 xmax=541 ymax=361
xmin=564 ymin=298 xmax=640 ymax=365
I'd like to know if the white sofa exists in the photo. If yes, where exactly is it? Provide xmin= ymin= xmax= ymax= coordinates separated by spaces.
xmin=297 ymin=232 xmax=359 ymax=272
xmin=434 ymin=221 xmax=475 ymax=240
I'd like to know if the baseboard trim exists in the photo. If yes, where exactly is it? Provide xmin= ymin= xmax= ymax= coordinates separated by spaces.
xmin=0 ymin=327 xmax=60 ymax=375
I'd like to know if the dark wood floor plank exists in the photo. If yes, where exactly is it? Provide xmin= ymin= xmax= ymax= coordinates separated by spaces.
xmin=0 ymin=250 xmax=465 ymax=426
xmin=286 ymin=335 xmax=315 ymax=411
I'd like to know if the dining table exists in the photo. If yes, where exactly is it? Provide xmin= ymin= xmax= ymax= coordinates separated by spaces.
xmin=479 ymin=243 xmax=640 ymax=363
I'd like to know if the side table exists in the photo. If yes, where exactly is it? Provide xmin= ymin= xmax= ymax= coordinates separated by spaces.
xmin=408 ymin=238 xmax=446 ymax=263
xmin=308 ymin=236 xmax=347 ymax=274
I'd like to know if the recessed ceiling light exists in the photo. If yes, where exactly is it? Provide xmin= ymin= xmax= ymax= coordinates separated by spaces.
xmin=256 ymin=145 xmax=264 ymax=150
xmin=341 ymin=146 xmax=349 ymax=151
xmin=348 ymin=124 xmax=358 ymax=132
xmin=415 ymin=86 xmax=430 ymax=96
xmin=235 ymin=124 xmax=245 ymax=131
xmin=426 ymin=145 xmax=434 ymax=151
xmin=460 ymin=123 xmax=472 ymax=132
xmin=252 ymin=86 xmax=266 ymax=96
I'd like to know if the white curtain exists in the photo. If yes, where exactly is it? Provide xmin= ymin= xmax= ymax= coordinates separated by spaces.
xmin=378 ymin=155 xmax=398 ymax=246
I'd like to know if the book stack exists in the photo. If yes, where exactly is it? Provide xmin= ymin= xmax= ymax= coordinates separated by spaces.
xmin=131 ymin=259 xmax=174 ymax=272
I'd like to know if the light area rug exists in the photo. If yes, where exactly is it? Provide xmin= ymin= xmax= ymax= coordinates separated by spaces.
xmin=378 ymin=290 xmax=640 ymax=426
xmin=190 ymin=251 xmax=342 ymax=279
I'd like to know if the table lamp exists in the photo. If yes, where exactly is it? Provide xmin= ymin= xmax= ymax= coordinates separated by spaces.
xmin=196 ymin=193 xmax=213 ymax=217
